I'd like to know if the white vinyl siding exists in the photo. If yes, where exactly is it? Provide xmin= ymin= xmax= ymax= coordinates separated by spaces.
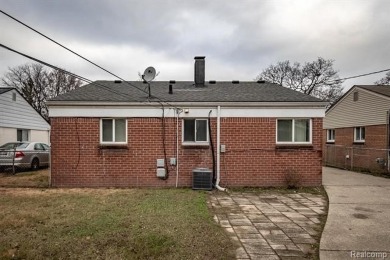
xmin=0 ymin=90 xmax=50 ymax=131
xmin=324 ymin=87 xmax=390 ymax=129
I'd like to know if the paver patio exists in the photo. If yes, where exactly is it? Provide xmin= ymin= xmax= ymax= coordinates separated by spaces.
xmin=209 ymin=191 xmax=327 ymax=259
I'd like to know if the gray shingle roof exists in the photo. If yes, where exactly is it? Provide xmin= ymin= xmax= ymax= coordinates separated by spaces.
xmin=357 ymin=85 xmax=390 ymax=98
xmin=0 ymin=88 xmax=13 ymax=95
xmin=50 ymin=81 xmax=324 ymax=103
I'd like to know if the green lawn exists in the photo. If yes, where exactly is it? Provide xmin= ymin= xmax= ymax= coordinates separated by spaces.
xmin=0 ymin=188 xmax=236 ymax=259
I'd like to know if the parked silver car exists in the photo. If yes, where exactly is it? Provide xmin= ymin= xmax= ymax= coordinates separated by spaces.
xmin=0 ymin=142 xmax=50 ymax=171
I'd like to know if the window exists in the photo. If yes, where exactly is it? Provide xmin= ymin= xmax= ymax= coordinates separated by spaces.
xmin=17 ymin=129 xmax=29 ymax=141
xmin=353 ymin=91 xmax=359 ymax=101
xmin=277 ymin=119 xmax=311 ymax=144
xmin=42 ymin=143 xmax=50 ymax=150
xmin=327 ymin=129 xmax=335 ymax=142
xmin=34 ymin=143 xmax=44 ymax=151
xmin=354 ymin=127 xmax=365 ymax=142
xmin=100 ymin=118 xmax=127 ymax=144
xmin=183 ymin=119 xmax=208 ymax=144
xmin=12 ymin=93 xmax=16 ymax=101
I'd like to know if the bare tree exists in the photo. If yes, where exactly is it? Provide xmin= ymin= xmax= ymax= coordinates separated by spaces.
xmin=256 ymin=57 xmax=343 ymax=104
xmin=375 ymin=71 xmax=390 ymax=85
xmin=1 ymin=63 xmax=82 ymax=120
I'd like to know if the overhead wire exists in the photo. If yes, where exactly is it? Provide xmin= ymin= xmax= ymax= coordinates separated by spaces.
xmin=0 ymin=9 xmax=181 ymax=111
xmin=0 ymin=43 xmax=140 ymax=101
xmin=325 ymin=69 xmax=390 ymax=85
xmin=3 ymin=9 xmax=390 ymax=91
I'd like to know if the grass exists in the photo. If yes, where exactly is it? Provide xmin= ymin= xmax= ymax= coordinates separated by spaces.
xmin=0 ymin=188 xmax=236 ymax=259
xmin=0 ymin=169 xmax=49 ymax=188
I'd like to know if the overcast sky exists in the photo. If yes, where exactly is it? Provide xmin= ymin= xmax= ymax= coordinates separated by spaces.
xmin=1 ymin=0 xmax=389 ymax=91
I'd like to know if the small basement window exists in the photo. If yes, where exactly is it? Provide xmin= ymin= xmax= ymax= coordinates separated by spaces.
xmin=277 ymin=119 xmax=311 ymax=144
xmin=327 ymin=129 xmax=335 ymax=143
xmin=17 ymin=129 xmax=29 ymax=141
xmin=183 ymin=119 xmax=208 ymax=145
xmin=354 ymin=127 xmax=365 ymax=143
xmin=100 ymin=118 xmax=127 ymax=144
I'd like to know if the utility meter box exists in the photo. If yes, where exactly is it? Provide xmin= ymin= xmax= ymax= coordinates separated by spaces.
xmin=157 ymin=168 xmax=166 ymax=178
xmin=157 ymin=159 xmax=165 ymax=168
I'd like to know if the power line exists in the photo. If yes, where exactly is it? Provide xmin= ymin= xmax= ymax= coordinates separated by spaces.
xmin=327 ymin=68 xmax=390 ymax=85
xmin=4 ymin=8 xmax=388 ymax=102
xmin=0 ymin=10 xmax=143 ymax=91
xmin=0 ymin=43 xmax=140 ymax=101
xmin=0 ymin=9 xmax=181 ymax=111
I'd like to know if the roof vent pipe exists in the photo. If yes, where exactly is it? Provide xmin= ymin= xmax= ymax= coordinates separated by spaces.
xmin=194 ymin=56 xmax=205 ymax=86
xmin=169 ymin=84 xmax=173 ymax=94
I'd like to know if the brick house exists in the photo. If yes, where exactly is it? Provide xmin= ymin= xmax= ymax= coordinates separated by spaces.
xmin=47 ymin=57 xmax=327 ymax=188
xmin=324 ymin=85 xmax=390 ymax=173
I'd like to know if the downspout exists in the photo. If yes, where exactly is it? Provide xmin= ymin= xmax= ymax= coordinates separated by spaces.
xmin=215 ymin=105 xmax=226 ymax=191
xmin=176 ymin=108 xmax=181 ymax=187
xmin=388 ymin=110 xmax=390 ymax=172
xmin=208 ymin=110 xmax=216 ymax=183
xmin=48 ymin=129 xmax=51 ymax=187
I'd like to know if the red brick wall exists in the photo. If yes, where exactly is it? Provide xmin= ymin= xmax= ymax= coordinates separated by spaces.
xmin=50 ymin=117 xmax=323 ymax=188
xmin=323 ymin=125 xmax=388 ymax=172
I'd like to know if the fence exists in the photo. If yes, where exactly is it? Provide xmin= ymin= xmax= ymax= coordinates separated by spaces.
xmin=324 ymin=144 xmax=390 ymax=174
xmin=0 ymin=149 xmax=50 ymax=174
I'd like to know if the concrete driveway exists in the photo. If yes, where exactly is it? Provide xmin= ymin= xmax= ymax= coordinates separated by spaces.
xmin=320 ymin=167 xmax=390 ymax=259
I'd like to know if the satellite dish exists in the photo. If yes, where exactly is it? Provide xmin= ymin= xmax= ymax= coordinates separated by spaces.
xmin=142 ymin=66 xmax=156 ymax=82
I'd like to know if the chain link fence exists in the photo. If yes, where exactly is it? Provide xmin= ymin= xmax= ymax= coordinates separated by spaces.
xmin=324 ymin=144 xmax=389 ymax=175
xmin=0 ymin=148 xmax=50 ymax=174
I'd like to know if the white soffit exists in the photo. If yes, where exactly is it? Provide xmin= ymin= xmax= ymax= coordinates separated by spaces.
xmin=49 ymin=106 xmax=325 ymax=118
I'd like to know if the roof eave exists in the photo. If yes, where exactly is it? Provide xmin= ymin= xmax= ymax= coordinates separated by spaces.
xmin=47 ymin=100 xmax=328 ymax=108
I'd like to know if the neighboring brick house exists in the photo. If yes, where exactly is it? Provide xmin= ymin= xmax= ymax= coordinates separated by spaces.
xmin=47 ymin=57 xmax=327 ymax=188
xmin=323 ymin=85 xmax=390 ymax=173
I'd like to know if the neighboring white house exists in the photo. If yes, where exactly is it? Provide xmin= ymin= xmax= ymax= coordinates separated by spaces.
xmin=0 ymin=88 xmax=50 ymax=145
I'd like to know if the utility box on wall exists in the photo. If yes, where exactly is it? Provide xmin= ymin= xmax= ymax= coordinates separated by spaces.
xmin=192 ymin=168 xmax=213 ymax=190
xmin=156 ymin=159 xmax=166 ymax=178
xmin=157 ymin=168 xmax=166 ymax=178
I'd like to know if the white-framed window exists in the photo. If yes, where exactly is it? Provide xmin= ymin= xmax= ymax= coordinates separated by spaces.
xmin=100 ymin=118 xmax=127 ymax=144
xmin=17 ymin=129 xmax=29 ymax=141
xmin=182 ymin=119 xmax=208 ymax=145
xmin=327 ymin=129 xmax=335 ymax=143
xmin=276 ymin=119 xmax=312 ymax=144
xmin=354 ymin=127 xmax=365 ymax=142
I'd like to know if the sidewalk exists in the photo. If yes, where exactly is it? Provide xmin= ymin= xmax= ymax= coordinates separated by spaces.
xmin=210 ymin=191 xmax=327 ymax=259
xmin=320 ymin=167 xmax=390 ymax=259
